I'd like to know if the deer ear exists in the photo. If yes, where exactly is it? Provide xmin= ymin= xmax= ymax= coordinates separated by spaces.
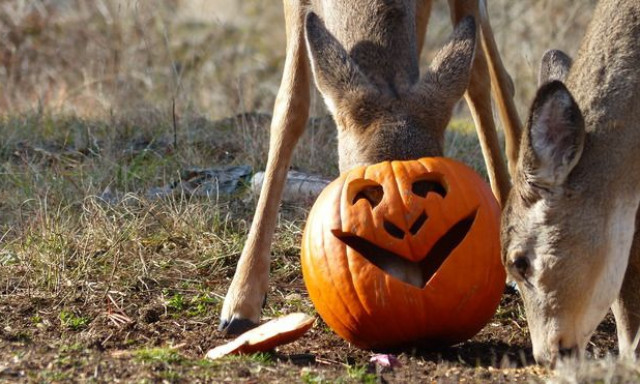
xmin=305 ymin=12 xmax=371 ymax=112
xmin=417 ymin=16 xmax=476 ymax=105
xmin=521 ymin=81 xmax=585 ymax=190
xmin=538 ymin=49 xmax=572 ymax=86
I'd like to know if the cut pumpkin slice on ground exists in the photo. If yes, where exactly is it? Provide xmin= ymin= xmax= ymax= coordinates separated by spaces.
xmin=206 ymin=313 xmax=315 ymax=359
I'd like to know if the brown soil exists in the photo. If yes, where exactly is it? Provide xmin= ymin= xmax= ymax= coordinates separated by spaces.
xmin=1 ymin=278 xmax=618 ymax=383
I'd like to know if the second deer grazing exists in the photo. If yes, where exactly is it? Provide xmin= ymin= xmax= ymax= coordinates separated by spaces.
xmin=501 ymin=0 xmax=640 ymax=365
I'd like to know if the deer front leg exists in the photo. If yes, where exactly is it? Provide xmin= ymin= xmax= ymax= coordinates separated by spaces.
xmin=476 ymin=0 xmax=522 ymax=177
xmin=463 ymin=48 xmax=511 ymax=206
xmin=611 ymin=209 xmax=640 ymax=358
xmin=219 ymin=0 xmax=311 ymax=335
xmin=447 ymin=0 xmax=513 ymax=206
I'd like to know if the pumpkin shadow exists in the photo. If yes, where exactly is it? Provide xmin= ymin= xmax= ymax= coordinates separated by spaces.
xmin=403 ymin=341 xmax=536 ymax=368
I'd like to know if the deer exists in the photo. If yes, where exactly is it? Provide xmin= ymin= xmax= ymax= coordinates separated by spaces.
xmin=219 ymin=0 xmax=522 ymax=335
xmin=501 ymin=0 xmax=640 ymax=366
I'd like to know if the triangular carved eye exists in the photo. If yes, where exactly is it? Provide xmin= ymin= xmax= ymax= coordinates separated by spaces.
xmin=412 ymin=176 xmax=447 ymax=198
xmin=352 ymin=184 xmax=384 ymax=208
xmin=409 ymin=211 xmax=428 ymax=235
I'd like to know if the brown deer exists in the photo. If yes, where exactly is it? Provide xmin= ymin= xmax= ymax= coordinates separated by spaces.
xmin=219 ymin=0 xmax=522 ymax=335
xmin=501 ymin=0 xmax=640 ymax=365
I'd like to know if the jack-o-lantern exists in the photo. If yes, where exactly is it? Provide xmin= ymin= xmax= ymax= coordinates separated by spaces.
xmin=301 ymin=157 xmax=504 ymax=349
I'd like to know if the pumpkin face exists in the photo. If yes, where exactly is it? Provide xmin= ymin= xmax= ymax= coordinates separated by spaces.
xmin=301 ymin=157 xmax=504 ymax=349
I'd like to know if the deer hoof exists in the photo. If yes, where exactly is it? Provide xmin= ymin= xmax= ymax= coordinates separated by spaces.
xmin=219 ymin=317 xmax=258 ymax=336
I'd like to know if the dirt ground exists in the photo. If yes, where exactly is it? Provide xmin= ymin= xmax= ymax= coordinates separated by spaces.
xmin=0 ymin=275 xmax=619 ymax=383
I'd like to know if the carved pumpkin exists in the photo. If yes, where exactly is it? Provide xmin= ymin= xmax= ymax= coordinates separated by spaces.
xmin=301 ymin=157 xmax=504 ymax=349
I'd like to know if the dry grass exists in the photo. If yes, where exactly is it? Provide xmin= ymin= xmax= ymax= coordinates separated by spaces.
xmin=0 ymin=0 xmax=596 ymax=118
xmin=0 ymin=0 xmax=285 ymax=117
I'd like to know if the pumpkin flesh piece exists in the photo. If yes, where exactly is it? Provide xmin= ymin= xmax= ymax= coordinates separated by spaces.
xmin=205 ymin=313 xmax=315 ymax=359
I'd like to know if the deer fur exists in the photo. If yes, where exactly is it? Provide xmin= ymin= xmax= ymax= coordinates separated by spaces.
xmin=219 ymin=0 xmax=521 ymax=336
xmin=501 ymin=0 xmax=640 ymax=365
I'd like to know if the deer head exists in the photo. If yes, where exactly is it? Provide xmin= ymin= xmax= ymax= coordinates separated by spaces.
xmin=305 ymin=12 xmax=477 ymax=172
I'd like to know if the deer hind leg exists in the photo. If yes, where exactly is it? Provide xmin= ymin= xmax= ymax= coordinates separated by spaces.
xmin=611 ymin=208 xmax=640 ymax=358
xmin=218 ymin=0 xmax=311 ymax=335
xmin=447 ymin=0 xmax=521 ymax=206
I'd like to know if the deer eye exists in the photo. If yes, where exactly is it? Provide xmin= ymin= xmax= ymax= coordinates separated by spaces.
xmin=509 ymin=254 xmax=531 ymax=281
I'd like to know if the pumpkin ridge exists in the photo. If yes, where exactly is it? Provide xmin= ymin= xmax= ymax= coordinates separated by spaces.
xmin=349 ymin=163 xmax=411 ymax=345
xmin=340 ymin=171 xmax=388 ymax=344
xmin=409 ymin=158 xmax=450 ymax=258
xmin=406 ymin=159 xmax=433 ymax=340
xmin=335 ymin=177 xmax=380 ymax=341
xmin=413 ymin=158 xmax=437 ymax=259
xmin=305 ymin=177 xmax=371 ymax=346
xmin=345 ymin=244 xmax=390 ymax=343
xmin=383 ymin=274 xmax=415 ymax=346
xmin=397 ymin=159 xmax=421 ymax=260
xmin=316 ymin=220 xmax=363 ymax=342
xmin=389 ymin=160 xmax=409 ymax=231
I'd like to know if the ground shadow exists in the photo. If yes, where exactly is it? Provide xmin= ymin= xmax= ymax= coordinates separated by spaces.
xmin=409 ymin=340 xmax=536 ymax=368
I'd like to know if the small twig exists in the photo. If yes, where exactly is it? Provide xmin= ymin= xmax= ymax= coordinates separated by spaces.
xmin=172 ymin=98 xmax=178 ymax=150
xmin=107 ymin=313 xmax=132 ymax=328
xmin=315 ymin=357 xmax=340 ymax=365
xmin=101 ymin=332 xmax=114 ymax=348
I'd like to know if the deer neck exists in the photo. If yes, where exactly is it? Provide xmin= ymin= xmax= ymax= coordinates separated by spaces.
xmin=565 ymin=0 xmax=640 ymax=197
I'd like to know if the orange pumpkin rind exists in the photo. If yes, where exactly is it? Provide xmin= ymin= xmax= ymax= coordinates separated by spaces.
xmin=301 ymin=157 xmax=504 ymax=350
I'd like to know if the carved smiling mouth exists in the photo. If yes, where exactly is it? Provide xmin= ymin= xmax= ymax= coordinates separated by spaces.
xmin=332 ymin=210 xmax=477 ymax=288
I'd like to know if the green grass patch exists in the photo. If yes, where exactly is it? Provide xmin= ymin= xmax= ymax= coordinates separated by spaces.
xmin=162 ymin=290 xmax=219 ymax=318
xmin=59 ymin=310 xmax=91 ymax=331
xmin=134 ymin=347 xmax=185 ymax=365
xmin=165 ymin=291 xmax=187 ymax=312
xmin=346 ymin=365 xmax=377 ymax=384
xmin=187 ymin=293 xmax=218 ymax=317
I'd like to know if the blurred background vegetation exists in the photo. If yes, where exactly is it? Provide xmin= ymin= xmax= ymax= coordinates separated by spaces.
xmin=0 ymin=0 xmax=596 ymax=119
xmin=0 ymin=0 xmax=599 ymax=239
xmin=0 ymin=0 xmax=600 ymax=234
